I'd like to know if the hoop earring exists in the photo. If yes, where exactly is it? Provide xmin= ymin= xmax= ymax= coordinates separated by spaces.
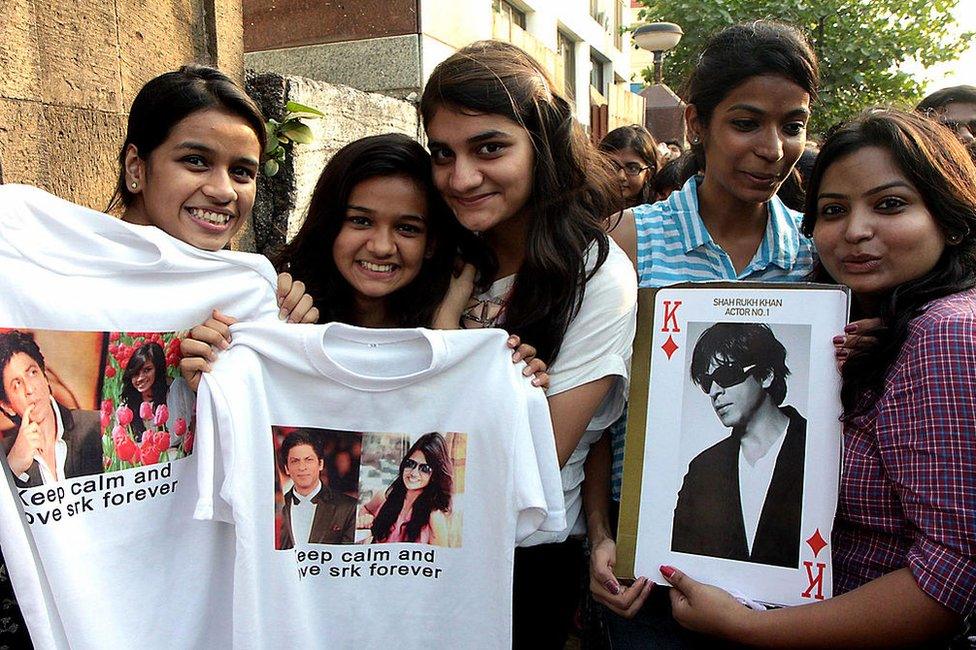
xmin=947 ymin=230 xmax=967 ymax=245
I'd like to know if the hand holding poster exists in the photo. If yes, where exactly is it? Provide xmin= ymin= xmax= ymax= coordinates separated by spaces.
xmin=617 ymin=282 xmax=849 ymax=606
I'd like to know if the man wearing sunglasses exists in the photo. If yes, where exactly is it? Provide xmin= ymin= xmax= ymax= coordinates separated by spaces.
xmin=277 ymin=430 xmax=358 ymax=549
xmin=671 ymin=322 xmax=806 ymax=568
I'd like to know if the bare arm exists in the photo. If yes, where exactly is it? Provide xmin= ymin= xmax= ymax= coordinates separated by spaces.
xmin=583 ymin=431 xmax=655 ymax=616
xmin=547 ymin=376 xmax=617 ymax=468
xmin=665 ymin=566 xmax=959 ymax=648
xmin=608 ymin=209 xmax=638 ymax=271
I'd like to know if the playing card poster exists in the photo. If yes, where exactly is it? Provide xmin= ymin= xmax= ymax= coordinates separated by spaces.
xmin=617 ymin=283 xmax=849 ymax=606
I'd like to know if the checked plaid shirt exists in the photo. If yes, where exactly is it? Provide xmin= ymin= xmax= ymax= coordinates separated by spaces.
xmin=833 ymin=288 xmax=976 ymax=617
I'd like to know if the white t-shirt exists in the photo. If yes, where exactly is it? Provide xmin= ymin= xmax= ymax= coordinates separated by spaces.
xmin=0 ymin=184 xmax=280 ymax=649
xmin=194 ymin=321 xmax=565 ymax=649
xmin=471 ymin=239 xmax=637 ymax=544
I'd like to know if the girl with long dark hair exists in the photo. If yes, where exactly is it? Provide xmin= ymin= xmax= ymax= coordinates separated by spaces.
xmin=599 ymin=124 xmax=662 ymax=209
xmin=121 ymin=343 xmax=167 ymax=439
xmin=361 ymin=432 xmax=455 ymax=546
xmin=659 ymin=109 xmax=976 ymax=647
xmin=420 ymin=40 xmax=638 ymax=645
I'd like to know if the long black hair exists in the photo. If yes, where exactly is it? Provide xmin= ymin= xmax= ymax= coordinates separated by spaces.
xmin=683 ymin=21 xmax=819 ymax=177
xmin=371 ymin=433 xmax=453 ymax=543
xmin=122 ymin=342 xmax=168 ymax=439
xmin=802 ymin=109 xmax=976 ymax=416
xmin=274 ymin=133 xmax=488 ymax=327
xmin=420 ymin=40 xmax=618 ymax=364
xmin=108 ymin=64 xmax=266 ymax=213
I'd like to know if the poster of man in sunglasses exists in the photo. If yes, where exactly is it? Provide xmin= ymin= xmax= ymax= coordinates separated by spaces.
xmin=618 ymin=283 xmax=847 ymax=606
xmin=671 ymin=322 xmax=806 ymax=568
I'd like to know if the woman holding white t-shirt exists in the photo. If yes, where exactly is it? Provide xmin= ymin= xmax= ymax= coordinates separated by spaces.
xmin=419 ymin=41 xmax=638 ymax=647
xmin=0 ymin=64 xmax=318 ymax=647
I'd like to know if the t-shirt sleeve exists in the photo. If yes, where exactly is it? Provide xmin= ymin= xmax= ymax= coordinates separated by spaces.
xmin=546 ymin=243 xmax=638 ymax=432
xmin=193 ymin=368 xmax=244 ymax=525
xmin=525 ymin=384 xmax=566 ymax=533
xmin=876 ymin=312 xmax=976 ymax=617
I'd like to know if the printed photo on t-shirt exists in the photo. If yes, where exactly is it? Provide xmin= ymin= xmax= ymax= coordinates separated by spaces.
xmin=0 ymin=328 xmax=195 ymax=491
xmin=273 ymin=426 xmax=362 ymax=550
xmin=357 ymin=431 xmax=465 ymax=548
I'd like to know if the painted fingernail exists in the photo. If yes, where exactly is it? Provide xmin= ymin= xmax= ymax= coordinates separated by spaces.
xmin=832 ymin=335 xmax=845 ymax=345
xmin=604 ymin=579 xmax=620 ymax=595
xmin=835 ymin=348 xmax=849 ymax=358
xmin=844 ymin=323 xmax=858 ymax=333
xmin=531 ymin=378 xmax=541 ymax=386
xmin=659 ymin=565 xmax=676 ymax=579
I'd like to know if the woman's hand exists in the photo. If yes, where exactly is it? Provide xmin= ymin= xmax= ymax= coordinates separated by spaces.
xmin=662 ymin=566 xmax=754 ymax=639
xmin=832 ymin=317 xmax=883 ymax=369
xmin=356 ymin=510 xmax=374 ymax=529
xmin=507 ymin=335 xmax=549 ymax=390
xmin=276 ymin=272 xmax=320 ymax=324
xmin=432 ymin=263 xmax=477 ymax=329
xmin=588 ymin=535 xmax=653 ymax=618
xmin=179 ymin=310 xmax=236 ymax=392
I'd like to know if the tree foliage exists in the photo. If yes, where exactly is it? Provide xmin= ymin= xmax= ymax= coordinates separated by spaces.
xmin=635 ymin=0 xmax=972 ymax=134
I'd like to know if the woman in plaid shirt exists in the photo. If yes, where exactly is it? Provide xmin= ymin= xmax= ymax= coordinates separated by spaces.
xmin=659 ymin=110 xmax=976 ymax=647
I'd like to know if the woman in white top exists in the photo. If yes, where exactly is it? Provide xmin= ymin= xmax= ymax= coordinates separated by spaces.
xmin=419 ymin=40 xmax=638 ymax=647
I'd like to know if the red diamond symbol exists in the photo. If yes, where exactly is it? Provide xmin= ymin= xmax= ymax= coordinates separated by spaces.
xmin=806 ymin=528 xmax=828 ymax=558
xmin=661 ymin=335 xmax=679 ymax=359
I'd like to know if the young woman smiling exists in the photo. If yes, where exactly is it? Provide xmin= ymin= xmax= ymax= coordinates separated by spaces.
xmin=420 ymin=41 xmax=638 ymax=646
xmin=659 ymin=109 xmax=976 ymax=648
xmin=180 ymin=134 xmax=548 ymax=388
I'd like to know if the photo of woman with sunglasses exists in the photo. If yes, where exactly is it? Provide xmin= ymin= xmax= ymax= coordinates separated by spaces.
xmin=357 ymin=432 xmax=460 ymax=547
xmin=671 ymin=322 xmax=808 ymax=569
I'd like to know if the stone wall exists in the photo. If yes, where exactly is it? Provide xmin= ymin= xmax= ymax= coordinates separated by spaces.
xmin=245 ymin=72 xmax=420 ymax=256
xmin=0 ymin=0 xmax=244 ymax=209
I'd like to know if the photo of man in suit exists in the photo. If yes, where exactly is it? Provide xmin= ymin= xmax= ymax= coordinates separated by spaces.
xmin=0 ymin=331 xmax=102 ymax=487
xmin=671 ymin=323 xmax=806 ymax=568
xmin=278 ymin=430 xmax=357 ymax=549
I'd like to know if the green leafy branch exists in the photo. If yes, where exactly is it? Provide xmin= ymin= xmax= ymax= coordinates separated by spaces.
xmin=263 ymin=100 xmax=325 ymax=177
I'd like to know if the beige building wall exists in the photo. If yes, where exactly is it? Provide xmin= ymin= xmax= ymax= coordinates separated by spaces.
xmin=0 ymin=0 xmax=244 ymax=211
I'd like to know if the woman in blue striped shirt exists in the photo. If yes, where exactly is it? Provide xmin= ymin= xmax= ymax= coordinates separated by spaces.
xmin=586 ymin=20 xmax=821 ymax=647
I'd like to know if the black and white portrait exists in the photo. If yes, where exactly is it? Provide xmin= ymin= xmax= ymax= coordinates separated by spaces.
xmin=671 ymin=322 xmax=810 ymax=568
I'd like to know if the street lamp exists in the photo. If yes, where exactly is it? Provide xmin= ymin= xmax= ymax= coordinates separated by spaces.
xmin=633 ymin=22 xmax=683 ymax=85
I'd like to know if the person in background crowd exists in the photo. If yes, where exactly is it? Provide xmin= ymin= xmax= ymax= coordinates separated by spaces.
xmin=665 ymin=140 xmax=684 ymax=160
xmin=917 ymin=85 xmax=976 ymax=147
xmin=599 ymin=125 xmax=662 ymax=210
xmin=661 ymin=108 xmax=976 ymax=649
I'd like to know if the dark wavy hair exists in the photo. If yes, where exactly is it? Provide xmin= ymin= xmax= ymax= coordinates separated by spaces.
xmin=599 ymin=124 xmax=661 ymax=206
xmin=916 ymin=85 xmax=976 ymax=114
xmin=108 ymin=64 xmax=266 ymax=213
xmin=274 ymin=133 xmax=489 ymax=327
xmin=801 ymin=109 xmax=976 ymax=417
xmin=278 ymin=430 xmax=322 ymax=474
xmin=689 ymin=323 xmax=790 ymax=406
xmin=0 ymin=331 xmax=46 ymax=406
xmin=683 ymin=21 xmax=819 ymax=177
xmin=122 ymin=342 xmax=168 ymax=439
xmin=420 ymin=40 xmax=618 ymax=363
xmin=371 ymin=432 xmax=453 ymax=543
